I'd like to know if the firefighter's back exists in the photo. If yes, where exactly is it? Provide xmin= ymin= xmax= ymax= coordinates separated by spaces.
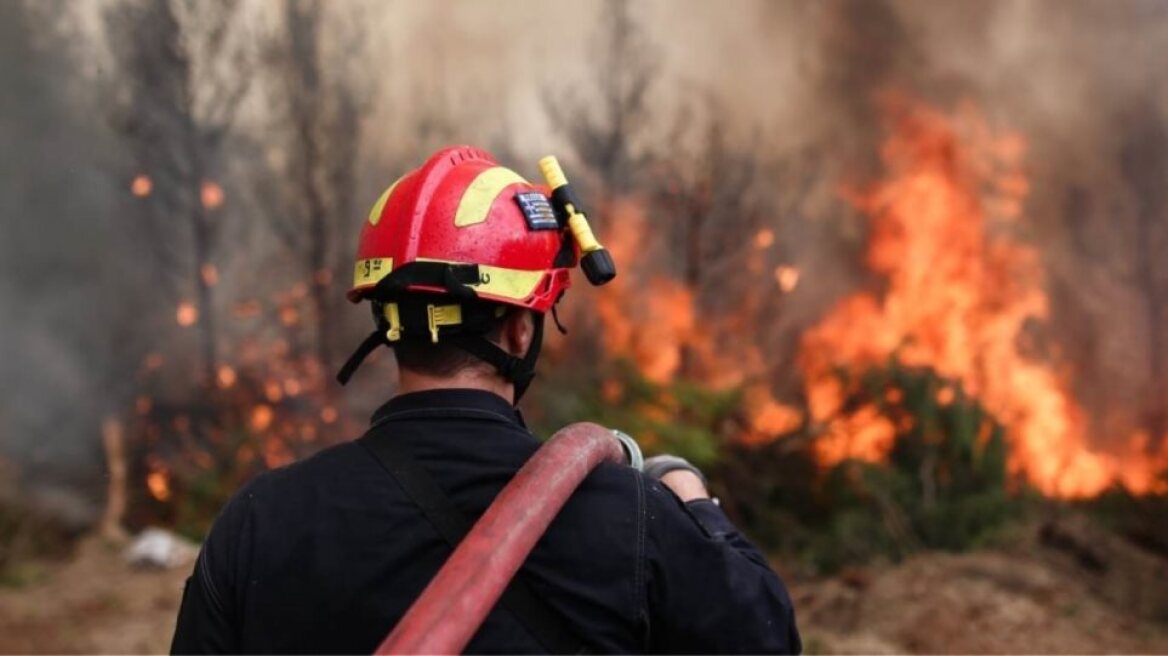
xmin=176 ymin=389 xmax=647 ymax=653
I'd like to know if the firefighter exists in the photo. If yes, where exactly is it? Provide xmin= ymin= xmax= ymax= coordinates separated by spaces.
xmin=171 ymin=146 xmax=801 ymax=654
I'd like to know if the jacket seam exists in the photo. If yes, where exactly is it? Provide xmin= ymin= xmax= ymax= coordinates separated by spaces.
xmin=634 ymin=469 xmax=650 ymax=646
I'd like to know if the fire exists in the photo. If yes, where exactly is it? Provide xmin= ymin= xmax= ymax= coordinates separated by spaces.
xmin=798 ymin=96 xmax=1167 ymax=497
xmin=279 ymin=305 xmax=300 ymax=326
xmin=754 ymin=228 xmax=775 ymax=249
xmin=130 ymin=174 xmax=153 ymax=197
xmin=176 ymin=301 xmax=198 ymax=327
xmin=320 ymin=406 xmax=338 ymax=424
xmin=774 ymin=265 xmax=800 ymax=293
xmin=250 ymin=405 xmax=274 ymax=432
xmin=593 ymin=199 xmax=744 ymax=388
xmin=264 ymin=380 xmax=284 ymax=402
xmin=146 ymin=465 xmax=171 ymax=502
xmin=216 ymin=364 xmax=237 ymax=389
xmin=201 ymin=263 xmax=219 ymax=287
xmin=744 ymin=387 xmax=803 ymax=443
xmin=283 ymin=378 xmax=302 ymax=397
xmin=201 ymin=181 xmax=225 ymax=209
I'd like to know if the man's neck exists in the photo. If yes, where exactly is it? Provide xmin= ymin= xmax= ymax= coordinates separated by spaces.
xmin=396 ymin=367 xmax=515 ymax=405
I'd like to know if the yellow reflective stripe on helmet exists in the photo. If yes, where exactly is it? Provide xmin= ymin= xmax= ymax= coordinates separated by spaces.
xmin=454 ymin=167 xmax=528 ymax=227
xmin=473 ymin=264 xmax=546 ymax=301
xmin=417 ymin=257 xmax=546 ymax=301
xmin=368 ymin=176 xmax=404 ymax=226
xmin=353 ymin=257 xmax=393 ymax=288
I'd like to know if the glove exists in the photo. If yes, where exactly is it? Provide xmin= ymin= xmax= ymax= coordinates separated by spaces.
xmin=643 ymin=455 xmax=708 ymax=488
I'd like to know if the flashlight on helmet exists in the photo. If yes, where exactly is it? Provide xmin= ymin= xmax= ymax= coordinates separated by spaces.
xmin=538 ymin=156 xmax=617 ymax=286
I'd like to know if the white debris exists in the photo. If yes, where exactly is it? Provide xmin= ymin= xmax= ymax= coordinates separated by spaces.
xmin=125 ymin=527 xmax=199 ymax=569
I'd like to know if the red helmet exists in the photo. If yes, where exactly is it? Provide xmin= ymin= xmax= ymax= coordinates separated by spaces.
xmin=337 ymin=145 xmax=614 ymax=393
xmin=347 ymin=146 xmax=573 ymax=312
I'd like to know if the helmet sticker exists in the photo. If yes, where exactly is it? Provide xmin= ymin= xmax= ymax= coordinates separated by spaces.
xmin=515 ymin=191 xmax=559 ymax=231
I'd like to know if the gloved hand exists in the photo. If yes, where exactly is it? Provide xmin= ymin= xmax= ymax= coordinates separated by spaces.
xmin=643 ymin=455 xmax=709 ymax=502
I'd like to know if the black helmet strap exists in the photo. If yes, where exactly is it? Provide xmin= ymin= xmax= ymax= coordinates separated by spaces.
xmin=335 ymin=262 xmax=546 ymax=403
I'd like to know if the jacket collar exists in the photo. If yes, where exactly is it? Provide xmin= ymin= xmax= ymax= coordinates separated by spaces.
xmin=371 ymin=388 xmax=523 ymax=427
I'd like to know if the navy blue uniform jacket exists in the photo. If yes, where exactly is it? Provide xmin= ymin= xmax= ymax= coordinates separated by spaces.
xmin=171 ymin=389 xmax=801 ymax=653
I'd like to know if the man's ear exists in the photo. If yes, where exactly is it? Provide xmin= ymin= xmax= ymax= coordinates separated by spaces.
xmin=500 ymin=309 xmax=534 ymax=357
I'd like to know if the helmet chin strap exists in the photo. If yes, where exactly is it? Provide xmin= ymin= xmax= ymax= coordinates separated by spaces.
xmin=337 ymin=312 xmax=545 ymax=405
xmin=448 ymin=313 xmax=544 ymax=404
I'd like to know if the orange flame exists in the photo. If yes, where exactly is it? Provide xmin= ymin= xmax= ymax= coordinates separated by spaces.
xmin=200 ymin=181 xmax=224 ymax=210
xmin=146 ymin=466 xmax=171 ymax=502
xmin=774 ymin=265 xmax=800 ymax=293
xmin=799 ymin=96 xmax=1167 ymax=497
xmin=320 ymin=406 xmax=338 ymax=424
xmin=216 ymin=364 xmax=237 ymax=389
xmin=201 ymin=263 xmax=219 ymax=287
xmin=130 ymin=174 xmax=153 ymax=197
xmin=176 ymin=301 xmax=198 ymax=327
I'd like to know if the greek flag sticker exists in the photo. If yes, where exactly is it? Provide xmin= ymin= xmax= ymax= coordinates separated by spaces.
xmin=515 ymin=191 xmax=559 ymax=231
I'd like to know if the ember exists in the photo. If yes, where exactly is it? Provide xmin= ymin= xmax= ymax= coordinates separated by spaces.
xmin=200 ymin=181 xmax=224 ymax=210
xmin=145 ymin=463 xmax=171 ymax=502
xmin=130 ymin=173 xmax=152 ymax=197
xmin=176 ymin=302 xmax=198 ymax=327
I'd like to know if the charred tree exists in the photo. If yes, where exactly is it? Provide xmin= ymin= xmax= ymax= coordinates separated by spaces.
xmin=544 ymin=0 xmax=657 ymax=196
xmin=103 ymin=0 xmax=251 ymax=385
xmin=260 ymin=0 xmax=368 ymax=383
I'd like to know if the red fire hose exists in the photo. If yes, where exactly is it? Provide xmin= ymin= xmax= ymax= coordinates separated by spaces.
xmin=376 ymin=422 xmax=634 ymax=655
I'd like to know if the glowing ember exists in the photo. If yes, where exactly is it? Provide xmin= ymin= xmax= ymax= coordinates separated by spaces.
xmin=314 ymin=269 xmax=333 ymax=285
xmin=264 ymin=380 xmax=284 ymax=403
xmin=201 ymin=263 xmax=219 ymax=287
xmin=201 ymin=181 xmax=225 ymax=209
xmin=250 ymin=405 xmax=274 ymax=432
xmin=262 ymin=439 xmax=294 ymax=468
xmin=143 ymin=353 xmax=164 ymax=370
xmin=754 ymin=228 xmax=775 ymax=249
xmin=774 ymin=265 xmax=800 ymax=293
xmin=320 ymin=406 xmax=338 ymax=424
xmin=176 ymin=301 xmax=198 ymax=327
xmin=283 ymin=378 xmax=302 ymax=397
xmin=279 ymin=306 xmax=300 ymax=326
xmin=130 ymin=174 xmax=153 ymax=197
xmin=146 ymin=469 xmax=171 ymax=502
xmin=216 ymin=364 xmax=237 ymax=389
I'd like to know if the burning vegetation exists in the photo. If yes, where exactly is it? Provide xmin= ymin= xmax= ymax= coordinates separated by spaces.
xmin=2 ymin=0 xmax=1167 ymax=583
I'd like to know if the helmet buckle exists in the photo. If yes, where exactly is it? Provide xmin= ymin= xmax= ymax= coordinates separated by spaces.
xmin=383 ymin=303 xmax=403 ymax=342
xmin=427 ymin=304 xmax=463 ymax=343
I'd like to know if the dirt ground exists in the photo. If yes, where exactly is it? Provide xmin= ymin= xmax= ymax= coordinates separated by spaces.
xmin=793 ymin=551 xmax=1168 ymax=654
xmin=1 ymin=522 xmax=1166 ymax=654
xmin=0 ymin=536 xmax=187 ymax=654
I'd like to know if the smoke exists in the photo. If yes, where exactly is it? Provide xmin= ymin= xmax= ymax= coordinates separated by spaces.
xmin=0 ymin=0 xmax=129 ymax=523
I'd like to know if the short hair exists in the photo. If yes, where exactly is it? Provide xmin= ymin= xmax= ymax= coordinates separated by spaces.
xmin=392 ymin=314 xmax=507 ymax=377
